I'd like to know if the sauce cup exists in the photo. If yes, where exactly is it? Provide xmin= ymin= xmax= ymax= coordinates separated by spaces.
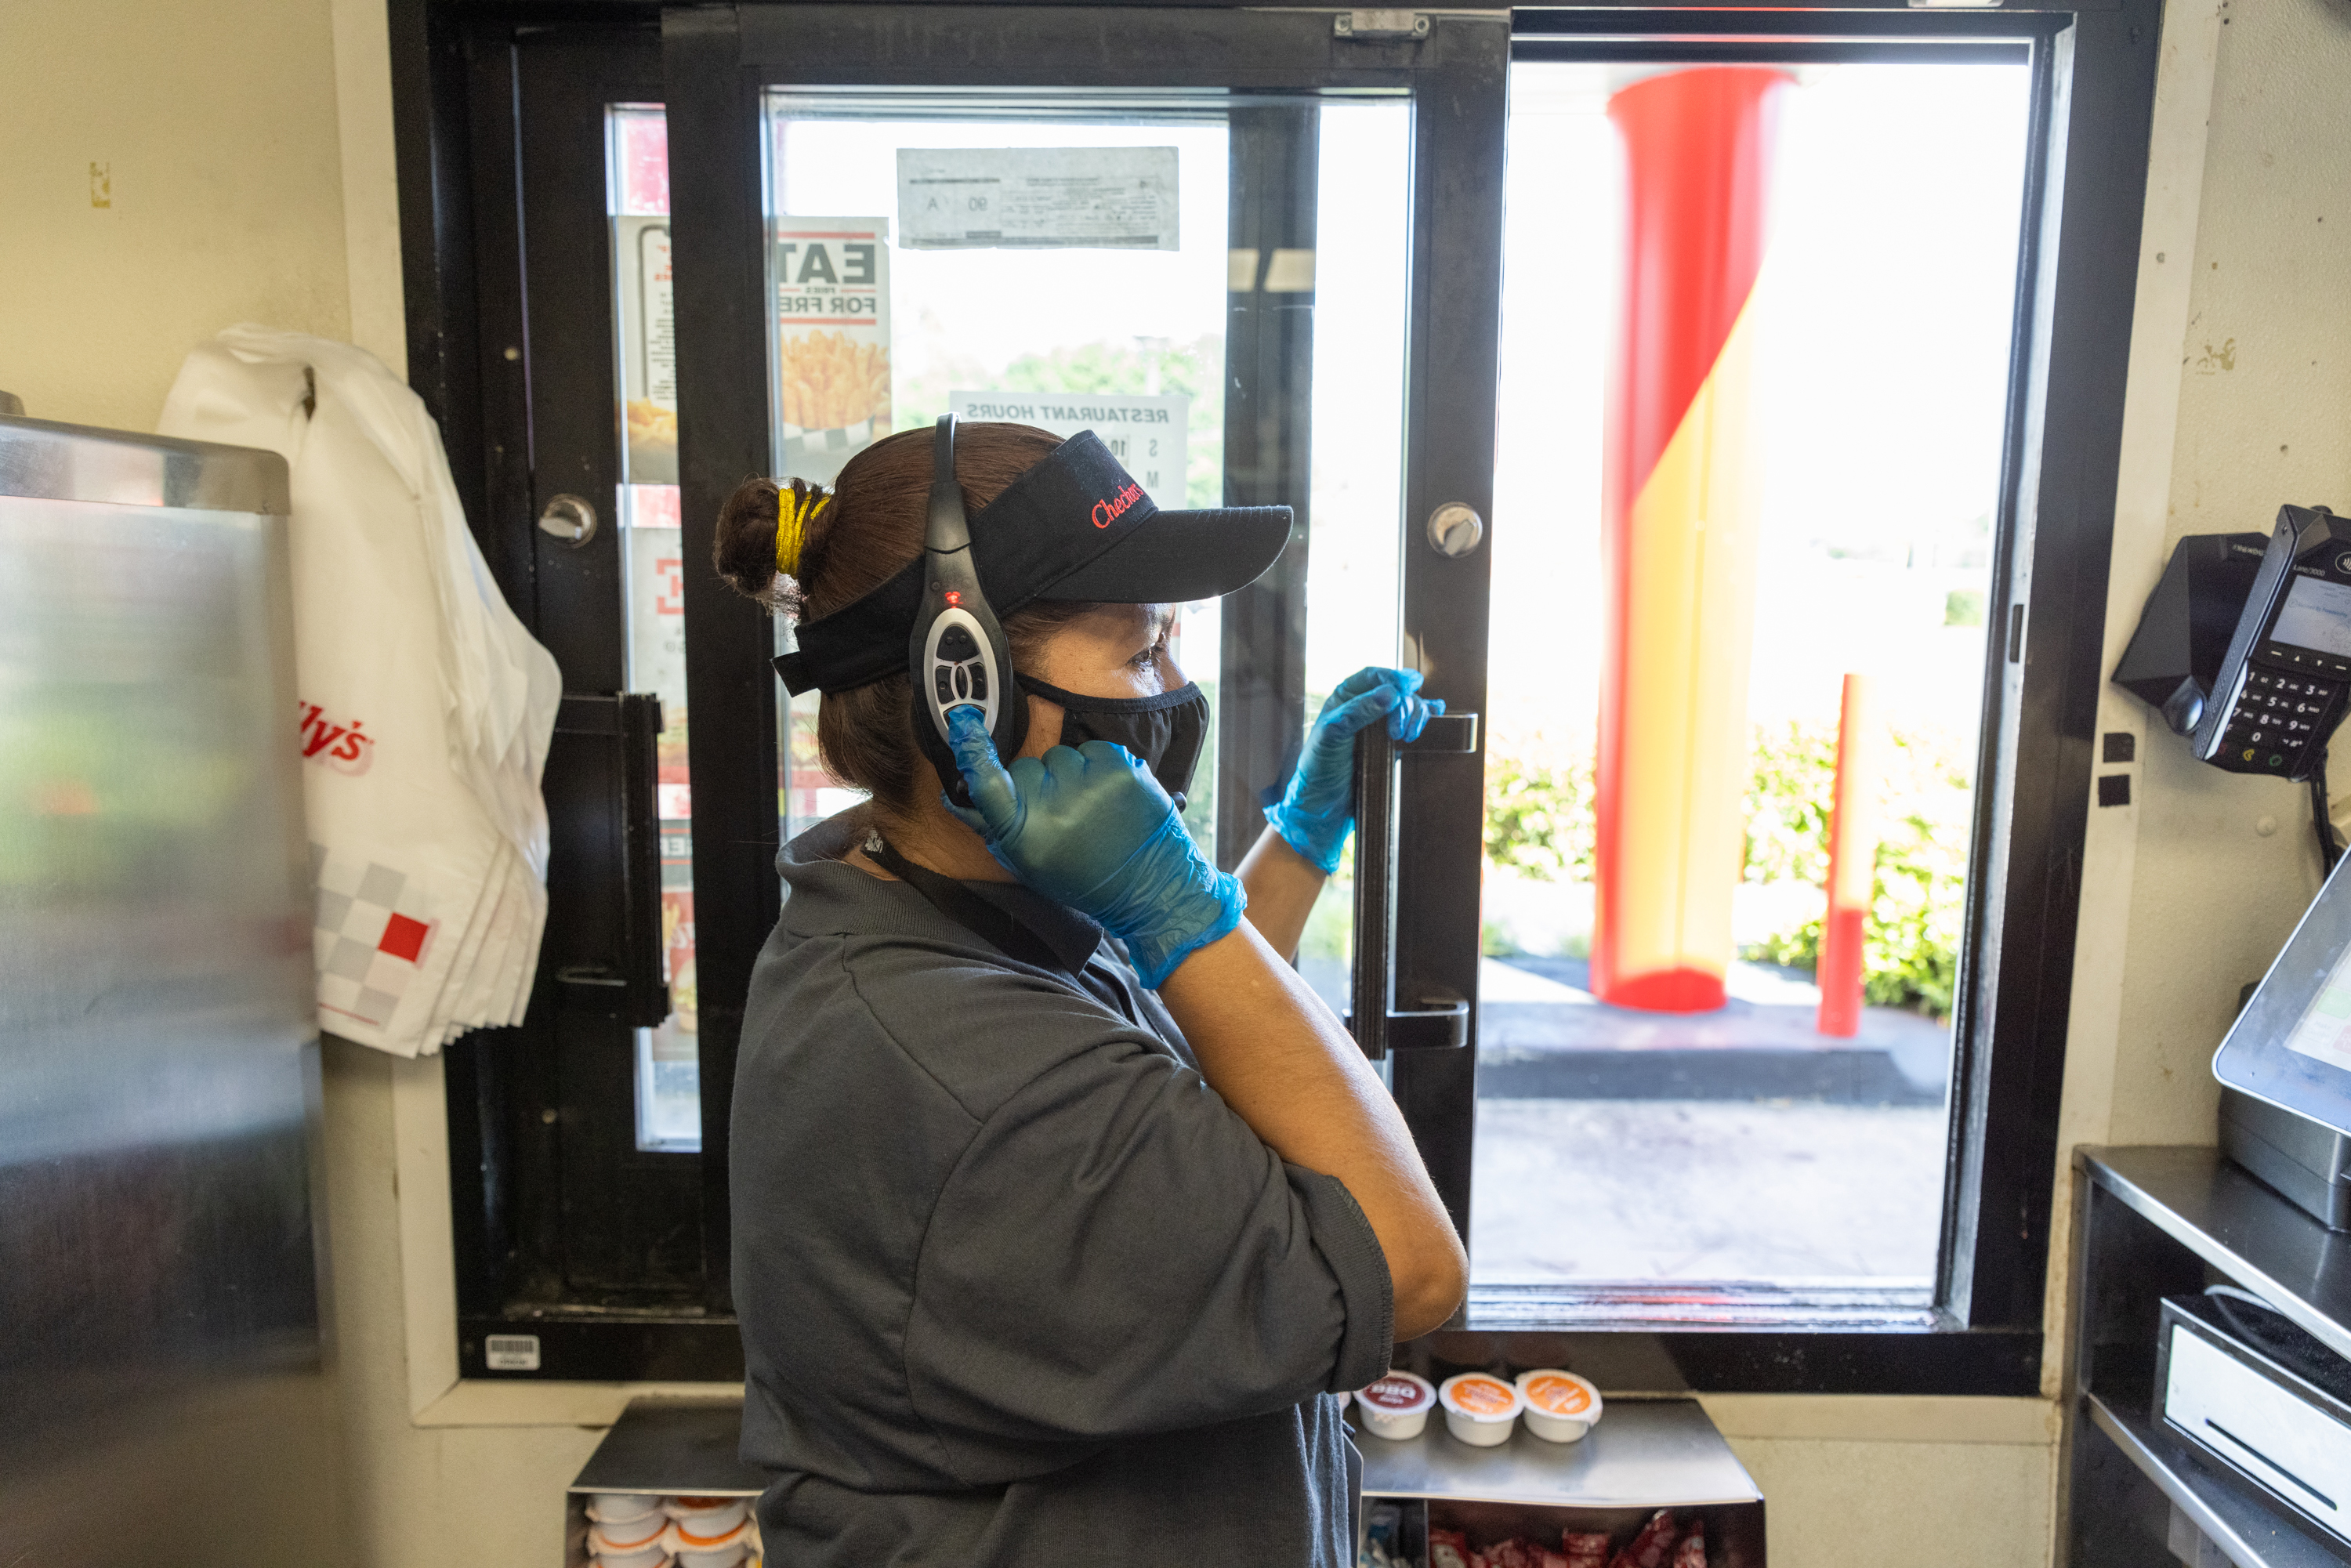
xmin=1353 ymin=1371 xmax=1436 ymax=1439
xmin=1516 ymin=1368 xmax=1604 ymax=1443
xmin=1438 ymin=1372 xmax=1523 ymax=1447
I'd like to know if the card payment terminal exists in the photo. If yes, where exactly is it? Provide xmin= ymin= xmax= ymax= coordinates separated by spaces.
xmin=2191 ymin=505 xmax=2351 ymax=783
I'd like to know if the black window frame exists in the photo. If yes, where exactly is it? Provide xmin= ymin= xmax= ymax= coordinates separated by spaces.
xmin=1428 ymin=2 xmax=2162 ymax=1395
xmin=393 ymin=0 xmax=2162 ymax=1395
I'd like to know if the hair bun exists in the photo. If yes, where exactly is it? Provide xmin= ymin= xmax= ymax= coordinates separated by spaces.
xmin=713 ymin=475 xmax=792 ymax=611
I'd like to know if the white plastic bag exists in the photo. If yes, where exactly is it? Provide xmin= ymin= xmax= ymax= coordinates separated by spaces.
xmin=160 ymin=327 xmax=562 ymax=1056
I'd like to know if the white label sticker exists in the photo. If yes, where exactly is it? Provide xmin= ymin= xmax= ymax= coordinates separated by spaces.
xmin=899 ymin=147 xmax=1179 ymax=252
xmin=948 ymin=392 xmax=1190 ymax=508
xmin=484 ymin=1334 xmax=542 ymax=1371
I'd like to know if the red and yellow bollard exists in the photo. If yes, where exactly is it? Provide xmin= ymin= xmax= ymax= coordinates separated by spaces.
xmin=1592 ymin=67 xmax=1792 ymax=1013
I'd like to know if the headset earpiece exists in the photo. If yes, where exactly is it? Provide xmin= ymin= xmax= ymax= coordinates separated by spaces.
xmin=909 ymin=415 xmax=1027 ymax=807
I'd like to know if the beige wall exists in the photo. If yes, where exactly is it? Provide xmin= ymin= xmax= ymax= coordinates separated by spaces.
xmin=1728 ymin=1434 xmax=2055 ymax=1563
xmin=18 ymin=0 xmax=2351 ymax=1564
xmin=0 ymin=0 xmax=353 ymax=429
xmin=2110 ymin=0 xmax=2351 ymax=1149
xmin=2054 ymin=0 xmax=2351 ymax=1265
xmin=2043 ymin=0 xmax=2351 ymax=1558
xmin=324 ymin=1040 xmax=607 ymax=1567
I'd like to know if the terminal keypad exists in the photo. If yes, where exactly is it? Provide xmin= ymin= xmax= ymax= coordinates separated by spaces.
xmin=2223 ymin=664 xmax=2343 ymax=773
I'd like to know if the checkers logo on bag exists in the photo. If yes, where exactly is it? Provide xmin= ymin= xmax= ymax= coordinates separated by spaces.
xmin=297 ymin=700 xmax=375 ymax=776
xmin=311 ymin=846 xmax=437 ymax=1028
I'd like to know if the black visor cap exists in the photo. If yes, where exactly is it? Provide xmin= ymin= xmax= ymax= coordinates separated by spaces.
xmin=776 ymin=429 xmax=1294 ymax=696
xmin=1038 ymin=498 xmax=1294 ymax=604
xmin=965 ymin=426 xmax=1292 ymax=606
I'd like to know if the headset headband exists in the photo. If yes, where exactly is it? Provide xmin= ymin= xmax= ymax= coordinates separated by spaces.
xmin=775 ymin=429 xmax=1163 ymax=697
xmin=906 ymin=415 xmax=1026 ymax=805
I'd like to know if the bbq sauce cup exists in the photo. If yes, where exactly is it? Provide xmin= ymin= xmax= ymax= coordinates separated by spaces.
xmin=1438 ymin=1372 xmax=1523 ymax=1447
xmin=1353 ymin=1371 xmax=1437 ymax=1439
xmin=1516 ymin=1368 xmax=1604 ymax=1443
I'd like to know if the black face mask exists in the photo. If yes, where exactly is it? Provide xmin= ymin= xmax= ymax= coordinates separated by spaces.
xmin=1021 ymin=676 xmax=1210 ymax=807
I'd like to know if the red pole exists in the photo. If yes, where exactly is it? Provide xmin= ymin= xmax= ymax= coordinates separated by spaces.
xmin=1817 ymin=675 xmax=1881 ymax=1037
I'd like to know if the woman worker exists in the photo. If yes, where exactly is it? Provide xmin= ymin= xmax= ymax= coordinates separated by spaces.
xmin=712 ymin=418 xmax=1466 ymax=1566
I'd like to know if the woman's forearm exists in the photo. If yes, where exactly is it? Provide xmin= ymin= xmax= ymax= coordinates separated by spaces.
xmin=1157 ymin=919 xmax=1467 ymax=1340
xmin=1237 ymin=826 xmax=1327 ymax=960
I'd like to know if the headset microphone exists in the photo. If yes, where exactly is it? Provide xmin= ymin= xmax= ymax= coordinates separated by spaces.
xmin=911 ymin=414 xmax=1027 ymax=807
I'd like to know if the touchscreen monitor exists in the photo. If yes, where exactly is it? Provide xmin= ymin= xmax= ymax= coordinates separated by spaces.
xmin=2216 ymin=853 xmax=2351 ymax=1135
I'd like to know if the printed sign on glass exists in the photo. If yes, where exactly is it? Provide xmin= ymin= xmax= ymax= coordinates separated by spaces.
xmin=772 ymin=218 xmax=893 ymax=483
xmin=947 ymin=391 xmax=1190 ymax=508
xmin=899 ymin=148 xmax=1180 ymax=252
xmin=615 ymin=216 xmax=678 ymax=485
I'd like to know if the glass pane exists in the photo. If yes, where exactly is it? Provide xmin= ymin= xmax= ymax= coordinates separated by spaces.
xmin=1474 ymin=62 xmax=2030 ymax=1289
xmin=761 ymin=95 xmax=1415 ymax=976
xmin=1295 ymin=101 xmax=1411 ymax=1016
xmin=609 ymin=104 xmax=702 ymax=1154
xmin=766 ymin=106 xmax=1231 ymax=847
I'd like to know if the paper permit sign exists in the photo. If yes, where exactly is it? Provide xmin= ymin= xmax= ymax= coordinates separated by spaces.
xmin=950 ymin=392 xmax=1190 ymax=507
xmin=772 ymin=218 xmax=892 ymax=482
xmin=899 ymin=148 xmax=1179 ymax=252
xmin=615 ymin=217 xmax=677 ymax=485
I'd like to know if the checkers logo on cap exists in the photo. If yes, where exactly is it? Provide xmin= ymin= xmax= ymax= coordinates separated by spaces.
xmin=1091 ymin=480 xmax=1145 ymax=530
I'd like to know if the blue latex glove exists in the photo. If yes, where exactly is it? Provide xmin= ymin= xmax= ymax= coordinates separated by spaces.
xmin=1264 ymin=666 xmax=1444 ymax=875
xmin=944 ymin=707 xmax=1246 ymax=989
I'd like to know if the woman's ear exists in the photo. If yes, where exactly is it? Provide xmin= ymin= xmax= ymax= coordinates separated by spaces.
xmin=1018 ymin=690 xmax=1065 ymax=761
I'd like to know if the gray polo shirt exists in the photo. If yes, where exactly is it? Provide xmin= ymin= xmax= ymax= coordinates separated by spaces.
xmin=734 ymin=812 xmax=1393 ymax=1566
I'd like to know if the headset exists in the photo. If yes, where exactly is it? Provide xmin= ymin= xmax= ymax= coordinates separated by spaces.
xmin=911 ymin=413 xmax=1027 ymax=807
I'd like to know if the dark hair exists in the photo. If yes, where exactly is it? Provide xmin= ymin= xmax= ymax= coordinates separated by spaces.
xmin=712 ymin=422 xmax=1089 ymax=815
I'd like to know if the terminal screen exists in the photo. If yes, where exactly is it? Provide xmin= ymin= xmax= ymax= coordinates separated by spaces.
xmin=2287 ymin=943 xmax=2351 ymax=1075
xmin=2272 ymin=574 xmax=2351 ymax=657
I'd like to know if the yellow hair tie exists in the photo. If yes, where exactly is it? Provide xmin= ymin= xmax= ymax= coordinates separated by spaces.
xmin=774 ymin=480 xmax=830 ymax=578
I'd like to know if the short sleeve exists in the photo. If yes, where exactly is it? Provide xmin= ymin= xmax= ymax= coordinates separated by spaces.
xmin=900 ymin=1034 xmax=1394 ymax=1486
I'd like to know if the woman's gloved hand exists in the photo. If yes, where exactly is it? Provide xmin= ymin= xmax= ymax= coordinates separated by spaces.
xmin=945 ymin=708 xmax=1246 ymax=989
xmin=1264 ymin=666 xmax=1444 ymax=876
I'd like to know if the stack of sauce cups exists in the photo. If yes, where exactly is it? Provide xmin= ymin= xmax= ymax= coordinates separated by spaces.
xmin=668 ymin=1496 xmax=754 ymax=1568
xmin=584 ymin=1495 xmax=669 ymax=1568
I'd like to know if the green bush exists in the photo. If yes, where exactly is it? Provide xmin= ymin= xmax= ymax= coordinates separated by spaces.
xmin=1738 ymin=724 xmax=1969 ymax=1019
xmin=1742 ymin=722 xmax=1838 ymax=886
xmin=1482 ymin=739 xmax=1594 ymax=882
xmin=1480 ymin=721 xmax=1971 ymax=1019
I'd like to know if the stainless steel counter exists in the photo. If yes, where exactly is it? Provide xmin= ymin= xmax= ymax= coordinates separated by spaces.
xmin=1358 ymin=1397 xmax=1759 ymax=1508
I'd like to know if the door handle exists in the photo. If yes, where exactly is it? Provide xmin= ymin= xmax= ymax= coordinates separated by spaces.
xmin=1348 ymin=710 xmax=1478 ymax=1060
xmin=546 ymin=692 xmax=671 ymax=1027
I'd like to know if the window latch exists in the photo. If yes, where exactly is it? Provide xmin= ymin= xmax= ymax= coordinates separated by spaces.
xmin=1334 ymin=10 xmax=1430 ymax=41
